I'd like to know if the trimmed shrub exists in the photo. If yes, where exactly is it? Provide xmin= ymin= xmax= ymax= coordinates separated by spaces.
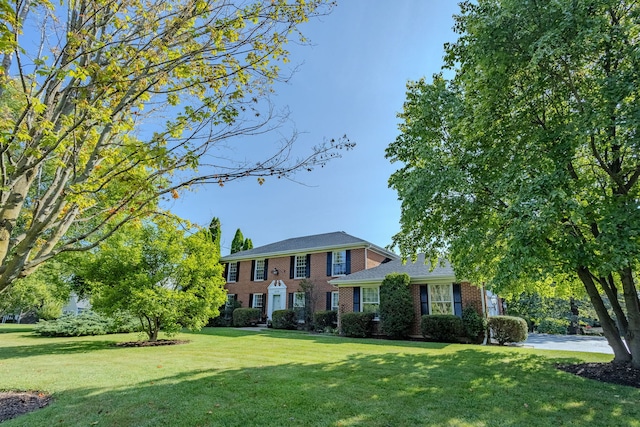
xmin=341 ymin=312 xmax=375 ymax=338
xmin=313 ymin=310 xmax=337 ymax=332
xmin=462 ymin=305 xmax=487 ymax=343
xmin=489 ymin=315 xmax=528 ymax=345
xmin=421 ymin=314 xmax=463 ymax=342
xmin=379 ymin=273 xmax=414 ymax=339
xmin=209 ymin=299 xmax=242 ymax=327
xmin=272 ymin=309 xmax=298 ymax=330
xmin=537 ymin=318 xmax=568 ymax=335
xmin=33 ymin=311 xmax=140 ymax=337
xmin=232 ymin=308 xmax=261 ymax=327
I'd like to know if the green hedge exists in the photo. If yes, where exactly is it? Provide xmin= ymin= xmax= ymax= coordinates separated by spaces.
xmin=271 ymin=309 xmax=298 ymax=330
xmin=537 ymin=318 xmax=568 ymax=335
xmin=313 ymin=310 xmax=337 ymax=332
xmin=379 ymin=273 xmax=414 ymax=339
xmin=489 ymin=315 xmax=528 ymax=345
xmin=341 ymin=312 xmax=375 ymax=338
xmin=462 ymin=306 xmax=487 ymax=343
xmin=34 ymin=311 xmax=140 ymax=337
xmin=421 ymin=314 xmax=463 ymax=342
xmin=232 ymin=308 xmax=261 ymax=327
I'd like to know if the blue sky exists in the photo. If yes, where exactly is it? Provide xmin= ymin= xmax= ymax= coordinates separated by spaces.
xmin=167 ymin=1 xmax=460 ymax=254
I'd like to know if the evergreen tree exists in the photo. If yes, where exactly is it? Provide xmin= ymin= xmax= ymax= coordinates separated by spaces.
xmin=230 ymin=229 xmax=245 ymax=254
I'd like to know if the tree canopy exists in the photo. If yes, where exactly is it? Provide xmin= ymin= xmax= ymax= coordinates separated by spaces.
xmin=80 ymin=219 xmax=226 ymax=341
xmin=387 ymin=0 xmax=640 ymax=366
xmin=0 ymin=0 xmax=352 ymax=294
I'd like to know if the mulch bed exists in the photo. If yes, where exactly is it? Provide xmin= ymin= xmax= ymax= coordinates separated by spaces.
xmin=113 ymin=339 xmax=190 ymax=347
xmin=557 ymin=362 xmax=640 ymax=388
xmin=0 ymin=391 xmax=52 ymax=423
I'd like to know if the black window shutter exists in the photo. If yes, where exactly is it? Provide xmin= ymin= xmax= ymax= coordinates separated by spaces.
xmin=251 ymin=260 xmax=255 ymax=281
xmin=453 ymin=283 xmax=463 ymax=317
xmin=289 ymin=256 xmax=295 ymax=279
xmin=346 ymin=250 xmax=351 ymax=274
xmin=233 ymin=294 xmax=238 ymax=301
xmin=326 ymin=252 xmax=332 ymax=276
xmin=326 ymin=292 xmax=332 ymax=310
xmin=305 ymin=254 xmax=311 ymax=278
xmin=223 ymin=263 xmax=229 ymax=281
xmin=249 ymin=293 xmax=254 ymax=308
xmin=264 ymin=259 xmax=269 ymax=280
xmin=420 ymin=285 xmax=429 ymax=315
xmin=353 ymin=287 xmax=361 ymax=312
xmin=288 ymin=292 xmax=294 ymax=309
xmin=236 ymin=262 xmax=241 ymax=282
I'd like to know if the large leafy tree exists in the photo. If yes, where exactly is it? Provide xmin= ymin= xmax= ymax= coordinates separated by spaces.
xmin=0 ymin=0 xmax=351 ymax=294
xmin=0 ymin=259 xmax=72 ymax=322
xmin=387 ymin=0 xmax=640 ymax=366
xmin=81 ymin=219 xmax=226 ymax=341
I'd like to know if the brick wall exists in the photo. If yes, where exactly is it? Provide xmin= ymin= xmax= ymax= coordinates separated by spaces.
xmin=224 ymin=248 xmax=391 ymax=316
xmin=366 ymin=249 xmax=388 ymax=269
xmin=340 ymin=281 xmax=486 ymax=337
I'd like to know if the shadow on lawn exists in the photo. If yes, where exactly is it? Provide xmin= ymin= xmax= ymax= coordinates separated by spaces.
xmin=16 ymin=347 xmax=640 ymax=427
xmin=193 ymin=327 xmax=454 ymax=350
xmin=0 ymin=339 xmax=118 ymax=360
xmin=0 ymin=325 xmax=35 ymax=334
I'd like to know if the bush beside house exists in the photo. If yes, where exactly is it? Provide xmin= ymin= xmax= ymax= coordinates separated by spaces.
xmin=341 ymin=312 xmax=375 ymax=338
xmin=271 ymin=309 xmax=298 ymax=330
xmin=313 ymin=310 xmax=337 ymax=332
xmin=421 ymin=314 xmax=463 ymax=342
xmin=379 ymin=273 xmax=414 ymax=339
xmin=232 ymin=308 xmax=261 ymax=327
xmin=489 ymin=315 xmax=528 ymax=345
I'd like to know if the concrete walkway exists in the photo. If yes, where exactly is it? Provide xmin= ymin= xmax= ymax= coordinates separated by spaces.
xmin=523 ymin=333 xmax=613 ymax=354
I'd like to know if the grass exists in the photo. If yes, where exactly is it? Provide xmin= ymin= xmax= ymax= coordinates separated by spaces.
xmin=1 ymin=325 xmax=639 ymax=426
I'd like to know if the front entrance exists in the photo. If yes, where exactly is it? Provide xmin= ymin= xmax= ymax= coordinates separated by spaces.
xmin=267 ymin=280 xmax=287 ymax=320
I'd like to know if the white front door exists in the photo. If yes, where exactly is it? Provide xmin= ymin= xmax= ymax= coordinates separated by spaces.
xmin=267 ymin=280 xmax=287 ymax=320
xmin=272 ymin=294 xmax=282 ymax=311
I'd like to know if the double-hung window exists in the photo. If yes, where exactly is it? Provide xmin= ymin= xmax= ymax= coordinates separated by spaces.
xmin=254 ymin=259 xmax=265 ymax=281
xmin=227 ymin=262 xmax=238 ymax=282
xmin=429 ymin=284 xmax=453 ymax=315
xmin=293 ymin=292 xmax=305 ymax=321
xmin=294 ymin=255 xmax=307 ymax=279
xmin=361 ymin=287 xmax=380 ymax=318
xmin=226 ymin=294 xmax=236 ymax=307
xmin=332 ymin=250 xmax=347 ymax=275
xmin=331 ymin=291 xmax=339 ymax=311
xmin=252 ymin=293 xmax=264 ymax=309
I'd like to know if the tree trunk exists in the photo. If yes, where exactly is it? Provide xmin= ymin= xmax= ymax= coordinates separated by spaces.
xmin=619 ymin=267 xmax=640 ymax=368
xmin=577 ymin=266 xmax=631 ymax=363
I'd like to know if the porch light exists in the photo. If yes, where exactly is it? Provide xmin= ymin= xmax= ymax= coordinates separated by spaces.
xmin=271 ymin=268 xmax=279 ymax=275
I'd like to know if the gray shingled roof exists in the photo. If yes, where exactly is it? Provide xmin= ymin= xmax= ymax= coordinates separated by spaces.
xmin=330 ymin=254 xmax=456 ymax=285
xmin=220 ymin=231 xmax=398 ymax=262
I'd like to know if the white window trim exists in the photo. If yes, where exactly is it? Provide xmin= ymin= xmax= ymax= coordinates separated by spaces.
xmin=226 ymin=294 xmax=236 ymax=305
xmin=331 ymin=250 xmax=347 ymax=276
xmin=294 ymin=255 xmax=307 ymax=279
xmin=331 ymin=291 xmax=339 ymax=311
xmin=253 ymin=293 xmax=264 ymax=309
xmin=361 ymin=286 xmax=380 ymax=319
xmin=227 ymin=262 xmax=238 ymax=282
xmin=254 ymin=259 xmax=265 ymax=281
xmin=293 ymin=292 xmax=305 ymax=308
xmin=429 ymin=283 xmax=454 ymax=315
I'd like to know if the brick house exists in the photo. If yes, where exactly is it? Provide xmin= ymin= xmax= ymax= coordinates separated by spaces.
xmin=330 ymin=253 xmax=492 ymax=336
xmin=220 ymin=232 xmax=398 ymax=322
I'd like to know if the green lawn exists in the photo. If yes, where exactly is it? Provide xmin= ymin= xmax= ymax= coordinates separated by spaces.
xmin=0 ymin=325 xmax=638 ymax=426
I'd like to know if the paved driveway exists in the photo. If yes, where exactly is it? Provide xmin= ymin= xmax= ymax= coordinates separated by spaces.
xmin=523 ymin=333 xmax=613 ymax=354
